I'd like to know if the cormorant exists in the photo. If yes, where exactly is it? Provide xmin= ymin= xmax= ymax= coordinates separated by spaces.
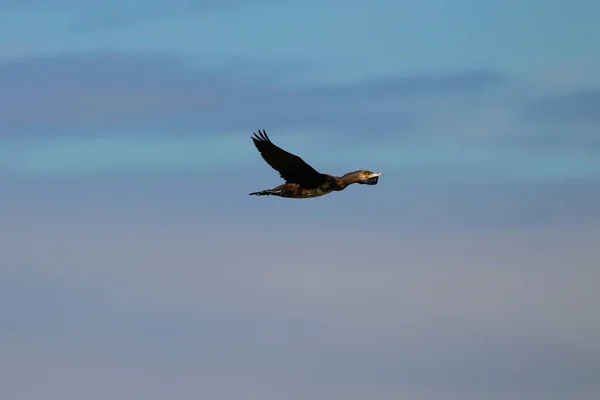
xmin=249 ymin=129 xmax=383 ymax=199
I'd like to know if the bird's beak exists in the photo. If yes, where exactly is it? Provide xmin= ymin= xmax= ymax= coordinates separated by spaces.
xmin=359 ymin=172 xmax=383 ymax=185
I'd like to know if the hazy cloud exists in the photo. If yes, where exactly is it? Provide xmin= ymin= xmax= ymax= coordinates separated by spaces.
xmin=0 ymin=51 xmax=574 ymax=143
xmin=2 ymin=203 xmax=600 ymax=399
xmin=517 ymin=88 xmax=600 ymax=149
xmin=2 ymin=50 xmax=598 ymax=152
xmin=0 ymin=51 xmax=500 ymax=136
xmin=2 ymin=51 xmax=600 ymax=182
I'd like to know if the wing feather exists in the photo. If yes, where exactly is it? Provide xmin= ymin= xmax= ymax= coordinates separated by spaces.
xmin=251 ymin=130 xmax=327 ymax=188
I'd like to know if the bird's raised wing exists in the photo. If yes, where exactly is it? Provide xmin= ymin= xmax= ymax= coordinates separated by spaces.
xmin=251 ymin=130 xmax=327 ymax=188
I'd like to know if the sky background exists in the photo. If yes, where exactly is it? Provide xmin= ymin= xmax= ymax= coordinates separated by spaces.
xmin=1 ymin=1 xmax=600 ymax=399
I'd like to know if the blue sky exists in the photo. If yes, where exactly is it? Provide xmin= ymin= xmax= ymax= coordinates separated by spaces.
xmin=1 ymin=1 xmax=600 ymax=399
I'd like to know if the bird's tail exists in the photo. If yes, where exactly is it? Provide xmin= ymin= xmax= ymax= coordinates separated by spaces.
xmin=249 ymin=189 xmax=271 ymax=196
xmin=249 ymin=188 xmax=282 ymax=196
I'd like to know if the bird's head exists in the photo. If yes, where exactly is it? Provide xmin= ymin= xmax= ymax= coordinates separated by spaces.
xmin=355 ymin=170 xmax=384 ymax=185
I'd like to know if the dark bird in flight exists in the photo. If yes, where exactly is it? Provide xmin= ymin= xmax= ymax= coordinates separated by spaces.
xmin=249 ymin=129 xmax=383 ymax=199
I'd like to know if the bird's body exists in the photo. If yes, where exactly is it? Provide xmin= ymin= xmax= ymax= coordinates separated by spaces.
xmin=249 ymin=130 xmax=382 ymax=199
xmin=250 ymin=182 xmax=334 ymax=198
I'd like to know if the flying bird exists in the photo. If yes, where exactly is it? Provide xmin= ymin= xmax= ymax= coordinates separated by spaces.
xmin=249 ymin=129 xmax=383 ymax=199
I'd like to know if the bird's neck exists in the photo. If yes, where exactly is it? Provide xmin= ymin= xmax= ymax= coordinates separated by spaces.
xmin=335 ymin=171 xmax=364 ymax=189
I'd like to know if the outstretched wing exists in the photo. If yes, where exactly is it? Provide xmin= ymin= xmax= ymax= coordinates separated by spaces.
xmin=251 ymin=129 xmax=327 ymax=188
